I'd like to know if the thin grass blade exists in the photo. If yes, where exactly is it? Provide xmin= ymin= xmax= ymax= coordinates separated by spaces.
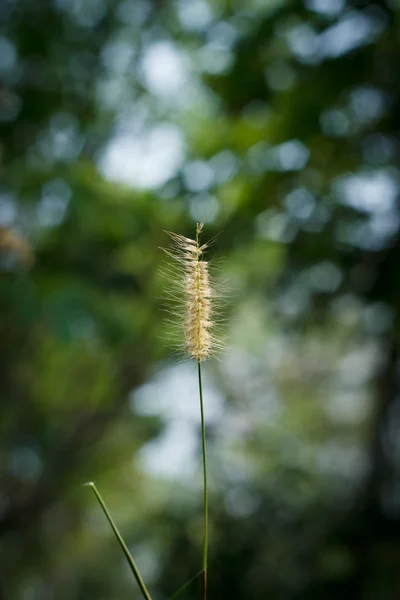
xmin=85 ymin=482 xmax=152 ymax=600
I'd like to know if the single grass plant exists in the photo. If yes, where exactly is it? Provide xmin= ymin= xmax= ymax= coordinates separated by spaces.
xmin=87 ymin=223 xmax=220 ymax=600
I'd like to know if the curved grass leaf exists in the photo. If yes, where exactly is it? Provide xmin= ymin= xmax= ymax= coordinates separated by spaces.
xmin=85 ymin=482 xmax=152 ymax=600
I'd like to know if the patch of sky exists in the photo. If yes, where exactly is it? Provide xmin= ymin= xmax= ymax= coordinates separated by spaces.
xmin=188 ymin=193 xmax=219 ymax=223
xmin=157 ymin=180 xmax=181 ymax=201
xmin=54 ymin=0 xmax=106 ymax=27
xmin=98 ymin=122 xmax=186 ymax=189
xmin=36 ymin=113 xmax=84 ymax=162
xmin=302 ymin=261 xmax=343 ymax=294
xmin=176 ymin=0 xmax=214 ymax=32
xmin=197 ymin=40 xmax=234 ymax=74
xmin=336 ymin=214 xmax=400 ymax=252
xmin=131 ymin=361 xmax=223 ymax=479
xmin=138 ymin=422 xmax=198 ymax=479
xmin=349 ymin=86 xmax=386 ymax=125
xmin=284 ymin=187 xmax=316 ymax=221
xmin=116 ymin=0 xmax=151 ymax=26
xmin=113 ymin=99 xmax=150 ymax=135
xmin=320 ymin=108 xmax=350 ymax=137
xmin=96 ymin=76 xmax=134 ymax=111
xmin=183 ymin=159 xmax=214 ymax=192
xmin=318 ymin=10 xmax=386 ymax=59
xmin=287 ymin=9 xmax=386 ymax=64
xmin=209 ymin=150 xmax=238 ymax=185
xmin=140 ymin=40 xmax=190 ymax=103
xmin=283 ymin=187 xmax=331 ymax=232
xmin=101 ymin=38 xmax=136 ymax=74
xmin=272 ymin=140 xmax=310 ymax=171
xmin=337 ymin=344 xmax=380 ymax=386
xmin=324 ymin=391 xmax=370 ymax=426
xmin=208 ymin=20 xmax=239 ymax=47
xmin=37 ymin=179 xmax=72 ymax=228
xmin=0 ymin=193 xmax=17 ymax=226
xmin=276 ymin=285 xmax=310 ymax=319
xmin=286 ymin=23 xmax=321 ymax=65
xmin=304 ymin=0 xmax=345 ymax=17
xmin=334 ymin=169 xmax=399 ymax=214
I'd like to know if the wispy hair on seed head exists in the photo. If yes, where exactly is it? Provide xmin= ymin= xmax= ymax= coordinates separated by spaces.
xmin=161 ymin=223 xmax=224 ymax=362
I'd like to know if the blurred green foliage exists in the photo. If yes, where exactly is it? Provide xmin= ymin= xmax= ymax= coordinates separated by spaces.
xmin=2 ymin=0 xmax=400 ymax=598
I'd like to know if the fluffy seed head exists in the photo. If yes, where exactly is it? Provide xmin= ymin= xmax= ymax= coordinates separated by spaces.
xmin=163 ymin=223 xmax=216 ymax=361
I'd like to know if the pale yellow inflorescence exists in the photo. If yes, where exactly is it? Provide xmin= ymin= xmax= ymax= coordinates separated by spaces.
xmin=165 ymin=223 xmax=214 ymax=361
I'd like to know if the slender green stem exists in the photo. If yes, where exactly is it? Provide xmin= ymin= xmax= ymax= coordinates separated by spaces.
xmin=197 ymin=360 xmax=208 ymax=600
xmin=85 ymin=482 xmax=152 ymax=600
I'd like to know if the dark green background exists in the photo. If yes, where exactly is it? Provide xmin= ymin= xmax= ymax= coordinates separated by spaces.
xmin=2 ymin=0 xmax=400 ymax=598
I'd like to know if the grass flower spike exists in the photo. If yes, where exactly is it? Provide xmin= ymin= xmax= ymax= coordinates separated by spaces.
xmin=164 ymin=223 xmax=215 ymax=361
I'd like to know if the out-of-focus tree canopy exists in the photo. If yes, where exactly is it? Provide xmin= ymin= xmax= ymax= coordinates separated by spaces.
xmin=2 ymin=0 xmax=400 ymax=598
